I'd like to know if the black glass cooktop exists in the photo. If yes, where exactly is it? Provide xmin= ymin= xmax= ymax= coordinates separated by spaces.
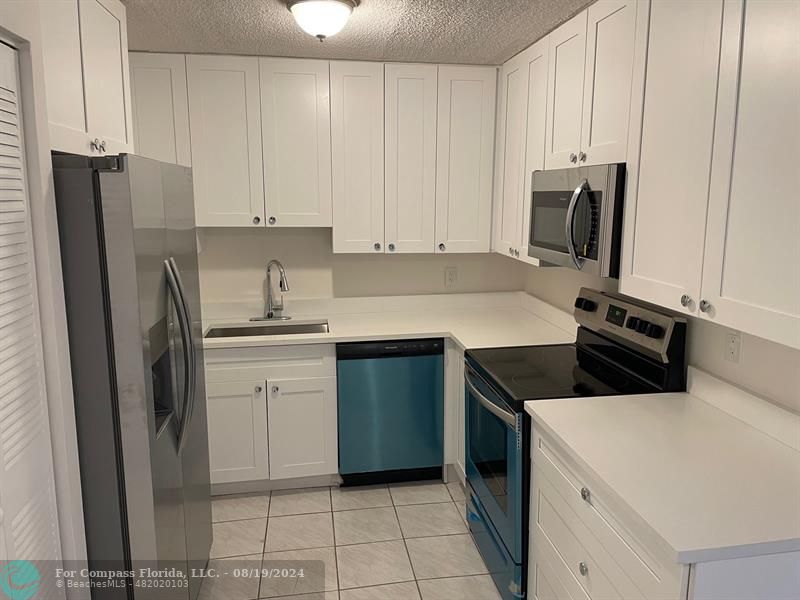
xmin=465 ymin=342 xmax=658 ymax=410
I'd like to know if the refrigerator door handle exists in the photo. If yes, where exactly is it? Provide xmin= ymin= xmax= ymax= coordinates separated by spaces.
xmin=165 ymin=259 xmax=193 ymax=454
xmin=169 ymin=257 xmax=197 ymax=448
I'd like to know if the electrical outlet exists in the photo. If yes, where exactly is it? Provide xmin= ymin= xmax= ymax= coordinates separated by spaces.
xmin=725 ymin=331 xmax=742 ymax=363
xmin=444 ymin=266 xmax=458 ymax=289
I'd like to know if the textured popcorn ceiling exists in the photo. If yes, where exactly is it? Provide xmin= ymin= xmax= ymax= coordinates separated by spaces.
xmin=123 ymin=0 xmax=593 ymax=65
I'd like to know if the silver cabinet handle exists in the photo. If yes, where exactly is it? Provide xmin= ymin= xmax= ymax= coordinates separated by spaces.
xmin=374 ymin=242 xmax=381 ymax=251
xmin=565 ymin=179 xmax=589 ymax=270
xmin=90 ymin=138 xmax=101 ymax=152
xmin=578 ymin=151 xmax=586 ymax=163
xmin=569 ymin=152 xmax=577 ymax=163
xmin=680 ymin=294 xmax=692 ymax=308
xmin=268 ymin=216 xmax=277 ymax=225
xmin=99 ymin=140 xmax=107 ymax=152
xmin=255 ymin=385 xmax=262 ymax=393
xmin=438 ymin=243 xmax=446 ymax=252
xmin=388 ymin=243 xmax=396 ymax=252
xmin=699 ymin=299 xmax=712 ymax=313
xmin=253 ymin=216 xmax=261 ymax=225
xmin=579 ymin=562 xmax=589 ymax=576
xmin=514 ymin=249 xmax=520 ymax=257
xmin=508 ymin=247 xmax=514 ymax=255
xmin=271 ymin=385 xmax=279 ymax=394
xmin=580 ymin=487 xmax=590 ymax=502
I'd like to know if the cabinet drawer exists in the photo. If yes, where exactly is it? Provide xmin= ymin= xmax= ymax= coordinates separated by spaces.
xmin=205 ymin=344 xmax=336 ymax=381
xmin=532 ymin=527 xmax=591 ymax=600
xmin=533 ymin=430 xmax=682 ymax=600
xmin=533 ymin=466 xmax=642 ymax=600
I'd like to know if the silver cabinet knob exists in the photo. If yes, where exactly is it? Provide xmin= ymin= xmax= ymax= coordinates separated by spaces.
xmin=569 ymin=153 xmax=578 ymax=163
xmin=508 ymin=247 xmax=514 ymax=255
xmin=699 ymin=299 xmax=712 ymax=313
xmin=514 ymin=249 xmax=520 ymax=257
xmin=579 ymin=562 xmax=589 ymax=576
xmin=255 ymin=385 xmax=262 ymax=393
xmin=580 ymin=487 xmax=590 ymax=502
xmin=438 ymin=243 xmax=446 ymax=252
xmin=374 ymin=242 xmax=381 ymax=251
xmin=680 ymin=294 xmax=692 ymax=308
xmin=253 ymin=216 xmax=261 ymax=225
xmin=271 ymin=385 xmax=279 ymax=394
xmin=388 ymin=243 xmax=396 ymax=252
xmin=268 ymin=216 xmax=277 ymax=225
xmin=578 ymin=151 xmax=586 ymax=163
xmin=99 ymin=140 xmax=107 ymax=153
xmin=90 ymin=138 xmax=101 ymax=152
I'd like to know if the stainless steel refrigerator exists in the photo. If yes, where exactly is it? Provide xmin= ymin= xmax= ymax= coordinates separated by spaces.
xmin=52 ymin=153 xmax=212 ymax=600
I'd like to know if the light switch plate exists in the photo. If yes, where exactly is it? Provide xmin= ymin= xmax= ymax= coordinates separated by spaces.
xmin=444 ymin=266 xmax=457 ymax=289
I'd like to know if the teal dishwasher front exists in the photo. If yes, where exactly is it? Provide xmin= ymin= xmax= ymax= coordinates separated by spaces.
xmin=337 ymin=339 xmax=444 ymax=485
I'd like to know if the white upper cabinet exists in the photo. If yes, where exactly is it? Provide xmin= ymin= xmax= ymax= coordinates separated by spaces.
xmin=579 ymin=0 xmax=638 ymax=165
xmin=330 ymin=61 xmax=385 ymax=253
xmin=435 ymin=66 xmax=496 ymax=253
xmin=260 ymin=58 xmax=332 ymax=228
xmin=492 ymin=53 xmax=529 ymax=259
xmin=620 ymin=0 xmax=723 ymax=315
xmin=186 ymin=55 xmax=264 ymax=227
xmin=40 ymin=0 xmax=133 ymax=155
xmin=544 ymin=1 xmax=637 ymax=168
xmin=520 ymin=37 xmax=550 ymax=267
xmin=385 ymin=63 xmax=438 ymax=253
xmin=129 ymin=52 xmax=191 ymax=167
xmin=700 ymin=0 xmax=800 ymax=349
xmin=544 ymin=11 xmax=587 ymax=169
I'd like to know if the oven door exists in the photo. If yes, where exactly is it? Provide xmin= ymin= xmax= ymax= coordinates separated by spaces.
xmin=465 ymin=364 xmax=524 ymax=562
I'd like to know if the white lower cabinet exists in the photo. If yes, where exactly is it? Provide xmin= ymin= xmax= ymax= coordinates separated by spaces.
xmin=206 ymin=380 xmax=269 ymax=485
xmin=204 ymin=344 xmax=337 ymax=486
xmin=267 ymin=376 xmax=338 ymax=480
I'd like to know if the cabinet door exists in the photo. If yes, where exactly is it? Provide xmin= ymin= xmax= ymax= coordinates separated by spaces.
xmin=79 ymin=0 xmax=133 ymax=154
xmin=206 ymin=381 xmax=268 ymax=484
xmin=385 ymin=64 xmax=437 ymax=253
xmin=544 ymin=11 xmax=587 ymax=169
xmin=435 ymin=66 xmax=496 ymax=254
xmin=701 ymin=0 xmax=800 ymax=349
xmin=260 ymin=58 xmax=332 ymax=227
xmin=129 ymin=52 xmax=191 ymax=167
xmin=579 ymin=0 xmax=638 ymax=165
xmin=619 ymin=0 xmax=723 ymax=315
xmin=492 ymin=53 xmax=529 ymax=258
xmin=267 ymin=377 xmax=337 ymax=480
xmin=39 ymin=0 xmax=92 ymax=154
xmin=186 ymin=55 xmax=264 ymax=227
xmin=330 ymin=61 xmax=384 ymax=253
xmin=520 ymin=37 xmax=550 ymax=267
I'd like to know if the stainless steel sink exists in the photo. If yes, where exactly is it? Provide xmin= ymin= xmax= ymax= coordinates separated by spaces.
xmin=204 ymin=320 xmax=329 ymax=339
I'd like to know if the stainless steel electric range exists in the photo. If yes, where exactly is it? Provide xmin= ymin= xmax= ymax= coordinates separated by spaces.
xmin=464 ymin=288 xmax=688 ymax=600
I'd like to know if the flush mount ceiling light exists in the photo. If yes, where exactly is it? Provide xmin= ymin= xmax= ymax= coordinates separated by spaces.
xmin=288 ymin=0 xmax=358 ymax=41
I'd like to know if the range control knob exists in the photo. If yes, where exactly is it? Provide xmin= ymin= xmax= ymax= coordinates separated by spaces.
xmin=645 ymin=323 xmax=665 ymax=339
xmin=625 ymin=317 xmax=640 ymax=330
xmin=635 ymin=319 xmax=650 ymax=334
xmin=574 ymin=297 xmax=597 ymax=312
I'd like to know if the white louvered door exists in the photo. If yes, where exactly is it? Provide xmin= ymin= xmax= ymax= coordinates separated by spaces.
xmin=0 ymin=44 xmax=64 ymax=596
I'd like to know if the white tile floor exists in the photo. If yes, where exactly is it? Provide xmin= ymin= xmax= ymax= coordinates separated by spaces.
xmin=200 ymin=480 xmax=501 ymax=600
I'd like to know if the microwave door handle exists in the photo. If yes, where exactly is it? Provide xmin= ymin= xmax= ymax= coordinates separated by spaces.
xmin=465 ymin=368 xmax=517 ymax=427
xmin=168 ymin=257 xmax=197 ymax=444
xmin=165 ymin=260 xmax=192 ymax=454
xmin=565 ymin=179 xmax=588 ymax=270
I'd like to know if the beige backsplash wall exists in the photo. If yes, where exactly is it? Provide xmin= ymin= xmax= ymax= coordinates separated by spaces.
xmin=198 ymin=227 xmax=528 ymax=303
xmin=525 ymin=266 xmax=800 ymax=414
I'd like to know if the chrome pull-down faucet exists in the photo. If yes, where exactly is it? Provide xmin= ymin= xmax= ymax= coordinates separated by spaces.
xmin=252 ymin=259 xmax=291 ymax=321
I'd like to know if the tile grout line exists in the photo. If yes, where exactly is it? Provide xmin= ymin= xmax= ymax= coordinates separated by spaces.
xmin=391 ymin=488 xmax=423 ymax=599
xmin=329 ymin=486 xmax=340 ymax=595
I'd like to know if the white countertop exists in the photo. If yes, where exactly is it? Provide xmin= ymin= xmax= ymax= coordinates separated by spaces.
xmin=525 ymin=386 xmax=800 ymax=564
xmin=202 ymin=293 xmax=576 ymax=351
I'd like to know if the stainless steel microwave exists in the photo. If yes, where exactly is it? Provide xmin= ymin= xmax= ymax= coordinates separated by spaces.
xmin=527 ymin=163 xmax=625 ymax=278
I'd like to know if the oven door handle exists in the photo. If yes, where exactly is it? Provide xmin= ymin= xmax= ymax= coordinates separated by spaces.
xmin=465 ymin=367 xmax=517 ymax=427
xmin=565 ymin=178 xmax=588 ymax=270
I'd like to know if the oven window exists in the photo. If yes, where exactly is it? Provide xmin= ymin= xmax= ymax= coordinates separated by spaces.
xmin=468 ymin=387 xmax=510 ymax=516
xmin=530 ymin=190 xmax=602 ymax=260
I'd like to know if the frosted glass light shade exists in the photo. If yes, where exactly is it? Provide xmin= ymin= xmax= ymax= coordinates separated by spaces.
xmin=289 ymin=0 xmax=355 ymax=40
